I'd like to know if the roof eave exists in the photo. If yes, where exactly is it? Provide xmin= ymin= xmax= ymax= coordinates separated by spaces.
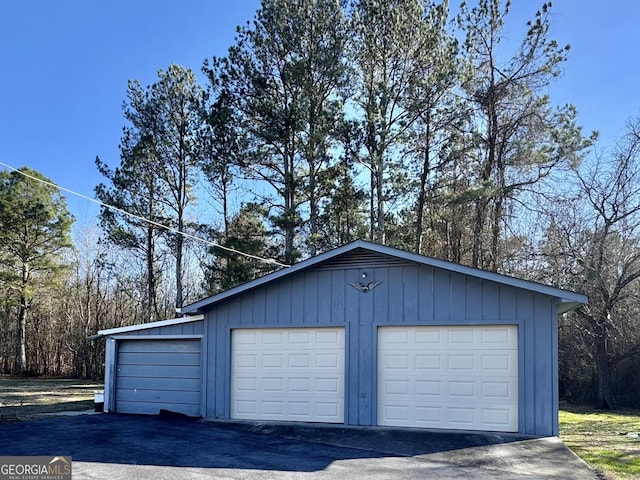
xmin=557 ymin=299 xmax=587 ymax=315
xmin=89 ymin=314 xmax=204 ymax=340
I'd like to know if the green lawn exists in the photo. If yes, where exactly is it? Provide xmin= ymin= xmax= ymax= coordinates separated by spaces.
xmin=0 ymin=376 xmax=102 ymax=422
xmin=560 ymin=406 xmax=640 ymax=480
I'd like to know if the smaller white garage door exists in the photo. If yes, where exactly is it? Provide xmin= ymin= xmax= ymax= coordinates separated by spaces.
xmin=115 ymin=339 xmax=202 ymax=416
xmin=378 ymin=325 xmax=518 ymax=432
xmin=231 ymin=327 xmax=345 ymax=423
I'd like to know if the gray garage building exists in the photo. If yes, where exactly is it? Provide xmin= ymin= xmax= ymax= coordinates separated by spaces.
xmin=97 ymin=240 xmax=586 ymax=436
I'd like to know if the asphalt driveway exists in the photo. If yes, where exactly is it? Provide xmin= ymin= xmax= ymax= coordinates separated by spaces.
xmin=0 ymin=413 xmax=600 ymax=479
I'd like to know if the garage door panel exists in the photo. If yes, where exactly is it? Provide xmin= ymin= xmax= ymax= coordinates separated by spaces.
xmin=316 ymin=377 xmax=340 ymax=393
xmin=316 ymin=402 xmax=340 ymax=419
xmin=117 ymin=364 xmax=201 ymax=379
xmin=117 ymin=387 xmax=199 ymax=404
xmin=115 ymin=339 xmax=202 ymax=416
xmin=262 ymin=377 xmax=284 ymax=391
xmin=262 ymin=354 xmax=282 ymax=368
xmin=116 ymin=376 xmax=201 ymax=392
xmin=231 ymin=327 xmax=344 ymax=423
xmin=287 ymin=353 xmax=311 ymax=368
xmin=117 ymin=351 xmax=201 ymax=366
xmin=234 ymin=351 xmax=344 ymax=372
xmin=238 ymin=330 xmax=343 ymax=351
xmin=447 ymin=354 xmax=475 ymax=371
xmin=233 ymin=373 xmax=344 ymax=396
xmin=481 ymin=351 xmax=517 ymax=371
xmin=416 ymin=380 xmax=441 ymax=396
xmin=316 ymin=329 xmax=341 ymax=344
xmin=381 ymin=326 xmax=516 ymax=351
xmin=481 ymin=379 xmax=516 ymax=399
xmin=118 ymin=340 xmax=200 ymax=354
xmin=380 ymin=403 xmax=518 ymax=430
xmin=481 ymin=327 xmax=513 ymax=345
xmin=380 ymin=351 xmax=517 ymax=377
xmin=378 ymin=326 xmax=518 ymax=432
xmin=287 ymin=377 xmax=309 ymax=392
xmin=115 ymin=401 xmax=201 ymax=417
xmin=232 ymin=398 xmax=343 ymax=421
xmin=481 ymin=406 xmax=518 ymax=429
xmin=381 ymin=377 xmax=516 ymax=402
xmin=415 ymin=354 xmax=441 ymax=371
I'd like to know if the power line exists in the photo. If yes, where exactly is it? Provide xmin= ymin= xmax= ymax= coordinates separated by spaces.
xmin=0 ymin=161 xmax=290 ymax=268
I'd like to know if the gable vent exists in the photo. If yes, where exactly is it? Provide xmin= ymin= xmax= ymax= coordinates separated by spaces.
xmin=316 ymin=248 xmax=412 ymax=271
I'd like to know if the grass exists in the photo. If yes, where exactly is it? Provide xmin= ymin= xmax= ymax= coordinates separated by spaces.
xmin=560 ymin=405 xmax=640 ymax=480
xmin=0 ymin=376 xmax=102 ymax=423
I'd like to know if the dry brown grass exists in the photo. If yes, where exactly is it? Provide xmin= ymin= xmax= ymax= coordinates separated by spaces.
xmin=0 ymin=376 xmax=102 ymax=422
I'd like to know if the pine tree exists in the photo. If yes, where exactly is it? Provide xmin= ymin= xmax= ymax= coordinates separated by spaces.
xmin=349 ymin=0 xmax=453 ymax=245
xmin=202 ymin=204 xmax=279 ymax=293
xmin=97 ymin=65 xmax=204 ymax=312
xmin=457 ymin=0 xmax=594 ymax=270
xmin=205 ymin=0 xmax=349 ymax=263
xmin=0 ymin=168 xmax=73 ymax=374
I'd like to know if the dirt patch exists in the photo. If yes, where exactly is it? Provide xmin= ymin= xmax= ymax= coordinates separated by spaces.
xmin=0 ymin=376 xmax=102 ymax=423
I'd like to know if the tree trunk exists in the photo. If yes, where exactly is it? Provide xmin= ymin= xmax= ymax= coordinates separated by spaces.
xmin=308 ymin=162 xmax=318 ymax=256
xmin=489 ymin=195 xmax=503 ymax=272
xmin=222 ymin=171 xmax=230 ymax=238
xmin=375 ymin=154 xmax=385 ymax=245
xmin=369 ymin=167 xmax=375 ymax=242
xmin=472 ymin=198 xmax=487 ymax=268
xmin=174 ymin=145 xmax=187 ymax=310
xmin=283 ymin=141 xmax=296 ymax=265
xmin=415 ymin=122 xmax=432 ymax=254
xmin=146 ymin=226 xmax=157 ymax=322
xmin=15 ymin=260 xmax=30 ymax=374
xmin=15 ymin=302 xmax=27 ymax=374
xmin=175 ymin=230 xmax=184 ymax=310
xmin=594 ymin=329 xmax=615 ymax=409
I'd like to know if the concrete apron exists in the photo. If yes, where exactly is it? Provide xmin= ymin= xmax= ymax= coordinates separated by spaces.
xmin=206 ymin=420 xmax=599 ymax=480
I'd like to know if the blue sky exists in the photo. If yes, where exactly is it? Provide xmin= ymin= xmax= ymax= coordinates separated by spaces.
xmin=0 ymin=0 xmax=638 ymax=222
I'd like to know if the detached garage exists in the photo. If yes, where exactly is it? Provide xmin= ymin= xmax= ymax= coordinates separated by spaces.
xmin=98 ymin=240 xmax=586 ymax=436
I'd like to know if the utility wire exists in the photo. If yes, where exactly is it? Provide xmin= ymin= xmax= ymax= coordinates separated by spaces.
xmin=0 ymin=161 xmax=290 ymax=268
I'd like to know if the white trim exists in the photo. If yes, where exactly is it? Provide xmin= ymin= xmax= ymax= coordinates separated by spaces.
xmin=110 ymin=334 xmax=204 ymax=341
xmin=96 ymin=314 xmax=204 ymax=337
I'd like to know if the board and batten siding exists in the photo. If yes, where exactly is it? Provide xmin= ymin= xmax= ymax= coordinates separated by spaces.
xmin=203 ymin=262 xmax=559 ymax=436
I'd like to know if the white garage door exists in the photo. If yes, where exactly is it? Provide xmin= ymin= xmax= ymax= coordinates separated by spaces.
xmin=377 ymin=325 xmax=518 ymax=432
xmin=115 ymin=339 xmax=202 ymax=416
xmin=231 ymin=327 xmax=345 ymax=423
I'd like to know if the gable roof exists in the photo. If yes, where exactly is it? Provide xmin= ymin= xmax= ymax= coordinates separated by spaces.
xmin=182 ymin=240 xmax=587 ymax=315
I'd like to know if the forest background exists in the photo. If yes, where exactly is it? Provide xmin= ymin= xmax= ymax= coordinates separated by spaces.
xmin=1 ymin=0 xmax=639 ymax=411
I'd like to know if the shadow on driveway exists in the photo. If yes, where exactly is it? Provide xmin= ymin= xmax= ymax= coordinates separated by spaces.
xmin=0 ymin=414 xmax=600 ymax=479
